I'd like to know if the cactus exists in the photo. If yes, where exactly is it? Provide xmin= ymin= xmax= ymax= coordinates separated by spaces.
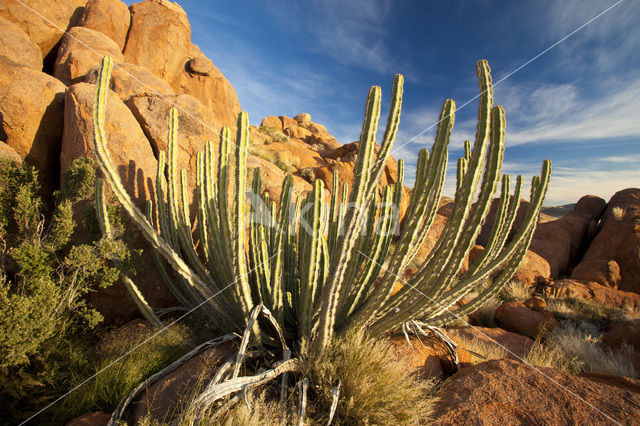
xmin=94 ymin=178 xmax=162 ymax=328
xmin=92 ymin=56 xmax=550 ymax=353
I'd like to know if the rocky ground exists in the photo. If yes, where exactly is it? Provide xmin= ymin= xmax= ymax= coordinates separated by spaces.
xmin=1 ymin=1 xmax=639 ymax=424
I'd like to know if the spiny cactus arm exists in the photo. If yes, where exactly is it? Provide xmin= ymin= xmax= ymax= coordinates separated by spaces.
xmin=327 ymin=170 xmax=341 ymax=254
xmin=464 ymin=139 xmax=471 ymax=161
xmin=92 ymin=56 xmax=215 ymax=305
xmin=155 ymin=152 xmax=179 ymax=250
xmin=467 ymin=174 xmax=521 ymax=276
xmin=377 ymin=102 xmax=504 ymax=325
xmin=269 ymin=175 xmax=294 ymax=321
xmin=411 ymin=160 xmax=550 ymax=327
xmin=344 ymin=185 xmax=397 ymax=317
xmin=249 ymin=169 xmax=267 ymax=305
xmin=298 ymin=180 xmax=324 ymax=342
xmin=413 ymin=61 xmax=493 ymax=283
xmin=195 ymin=152 xmax=212 ymax=267
xmin=428 ymin=170 xmax=548 ymax=326
xmin=216 ymin=126 xmax=235 ymax=276
xmin=314 ymin=85 xmax=383 ymax=349
xmin=364 ymin=74 xmax=404 ymax=198
xmin=144 ymin=201 xmax=194 ymax=308
xmin=95 ymin=179 xmax=111 ymax=237
xmin=232 ymin=111 xmax=254 ymax=318
xmin=178 ymin=168 xmax=214 ymax=283
xmin=95 ymin=178 xmax=162 ymax=327
xmin=344 ymin=99 xmax=454 ymax=331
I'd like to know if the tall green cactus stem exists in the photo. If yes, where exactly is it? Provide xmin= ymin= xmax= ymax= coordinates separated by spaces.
xmin=93 ymin=55 xmax=550 ymax=353
xmin=94 ymin=178 xmax=162 ymax=327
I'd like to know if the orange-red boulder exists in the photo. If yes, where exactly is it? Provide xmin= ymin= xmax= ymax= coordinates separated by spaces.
xmin=0 ymin=16 xmax=42 ymax=70
xmin=0 ymin=56 xmax=66 ymax=195
xmin=65 ymin=411 xmax=110 ymax=426
xmin=78 ymin=0 xmax=131 ymax=51
xmin=54 ymin=26 xmax=124 ymax=85
xmin=83 ymin=61 xmax=175 ymax=101
xmin=571 ymin=189 xmax=640 ymax=293
xmin=543 ymin=279 xmax=640 ymax=311
xmin=0 ymin=0 xmax=85 ymax=61
xmin=432 ymin=358 xmax=640 ymax=425
xmin=445 ymin=326 xmax=534 ymax=360
xmin=528 ymin=195 xmax=606 ymax=277
xmin=495 ymin=301 xmax=558 ymax=339
xmin=131 ymin=341 xmax=237 ymax=423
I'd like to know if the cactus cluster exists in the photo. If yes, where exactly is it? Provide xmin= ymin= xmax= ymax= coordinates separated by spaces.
xmin=93 ymin=56 xmax=550 ymax=352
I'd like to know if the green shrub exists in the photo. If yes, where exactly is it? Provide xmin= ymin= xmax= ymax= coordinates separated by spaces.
xmin=0 ymin=158 xmax=136 ymax=422
xmin=259 ymin=125 xmax=289 ymax=143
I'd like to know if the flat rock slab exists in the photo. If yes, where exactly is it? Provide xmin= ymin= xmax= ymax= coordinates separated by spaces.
xmin=432 ymin=358 xmax=640 ymax=425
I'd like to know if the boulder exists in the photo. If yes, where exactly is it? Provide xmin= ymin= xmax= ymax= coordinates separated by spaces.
xmin=131 ymin=341 xmax=237 ymax=423
xmin=247 ymin=155 xmax=312 ymax=204
xmin=603 ymin=319 xmax=640 ymax=373
xmin=389 ymin=334 xmax=471 ymax=377
xmin=523 ymin=295 xmax=546 ymax=311
xmin=77 ymin=0 xmax=131 ymax=51
xmin=0 ymin=56 xmax=66 ymax=195
xmin=174 ymin=43 xmax=241 ymax=130
xmin=528 ymin=195 xmax=606 ymax=278
xmin=0 ymin=141 xmax=22 ymax=164
xmin=62 ymin=82 xmax=175 ymax=322
xmin=0 ymin=0 xmax=85 ymax=62
xmin=477 ymin=197 xmax=530 ymax=248
xmin=260 ymin=115 xmax=282 ymax=130
xmin=431 ymin=358 xmax=640 ymax=425
xmin=279 ymin=115 xmax=298 ymax=130
xmin=54 ymin=26 xmax=124 ymax=85
xmin=543 ymin=279 xmax=640 ymax=311
xmin=62 ymin=83 xmax=156 ymax=200
xmin=495 ymin=301 xmax=558 ymax=339
xmin=284 ymin=125 xmax=312 ymax=140
xmin=65 ymin=412 xmax=110 ymax=426
xmin=83 ymin=61 xmax=175 ymax=101
xmin=0 ymin=16 xmax=42 ymax=70
xmin=125 ymin=93 xmax=220 ymax=205
xmin=388 ymin=336 xmax=444 ymax=380
xmin=445 ymin=326 xmax=534 ymax=360
xmin=294 ymin=112 xmax=311 ymax=123
xmin=124 ymin=0 xmax=191 ymax=88
xmin=571 ymin=189 xmax=640 ymax=292
xmin=603 ymin=319 xmax=640 ymax=351
xmin=510 ymin=249 xmax=551 ymax=285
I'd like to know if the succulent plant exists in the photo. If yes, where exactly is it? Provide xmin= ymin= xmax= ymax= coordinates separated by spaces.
xmin=92 ymin=56 xmax=550 ymax=353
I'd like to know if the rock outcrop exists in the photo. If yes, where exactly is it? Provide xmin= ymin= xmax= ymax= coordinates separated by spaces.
xmin=123 ymin=0 xmax=190 ymax=87
xmin=0 ymin=0 xmax=85 ymax=62
xmin=0 ymin=56 xmax=66 ymax=194
xmin=544 ymin=279 xmax=640 ymax=311
xmin=432 ymin=358 xmax=640 ymax=425
xmin=77 ymin=0 xmax=130 ymax=51
xmin=529 ymin=195 xmax=606 ymax=278
xmin=571 ymin=189 xmax=640 ymax=293
xmin=0 ymin=16 xmax=43 ymax=70
xmin=495 ymin=301 xmax=558 ymax=339
xmin=54 ymin=26 xmax=123 ymax=85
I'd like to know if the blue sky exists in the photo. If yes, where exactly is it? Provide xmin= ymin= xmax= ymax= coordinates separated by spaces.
xmin=139 ymin=0 xmax=640 ymax=205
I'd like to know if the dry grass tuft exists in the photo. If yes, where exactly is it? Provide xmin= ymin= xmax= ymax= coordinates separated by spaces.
xmin=499 ymin=280 xmax=534 ymax=301
xmin=303 ymin=331 xmax=437 ymax=425
xmin=525 ymin=321 xmax=637 ymax=378
xmin=452 ymin=332 xmax=508 ymax=364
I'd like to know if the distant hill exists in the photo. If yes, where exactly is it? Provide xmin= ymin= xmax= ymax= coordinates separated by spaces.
xmin=540 ymin=203 xmax=576 ymax=222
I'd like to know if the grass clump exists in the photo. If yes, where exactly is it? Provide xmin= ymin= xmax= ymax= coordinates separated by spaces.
xmin=259 ymin=126 xmax=290 ymax=143
xmin=248 ymin=143 xmax=301 ymax=174
xmin=525 ymin=321 xmax=637 ymax=378
xmin=303 ymin=331 xmax=436 ymax=424
xmin=499 ymin=280 xmax=534 ymax=301
xmin=53 ymin=322 xmax=198 ymax=422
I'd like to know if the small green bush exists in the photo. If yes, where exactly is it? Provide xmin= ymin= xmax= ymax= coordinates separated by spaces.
xmin=259 ymin=125 xmax=290 ymax=143
xmin=0 ymin=158 xmax=136 ymax=422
